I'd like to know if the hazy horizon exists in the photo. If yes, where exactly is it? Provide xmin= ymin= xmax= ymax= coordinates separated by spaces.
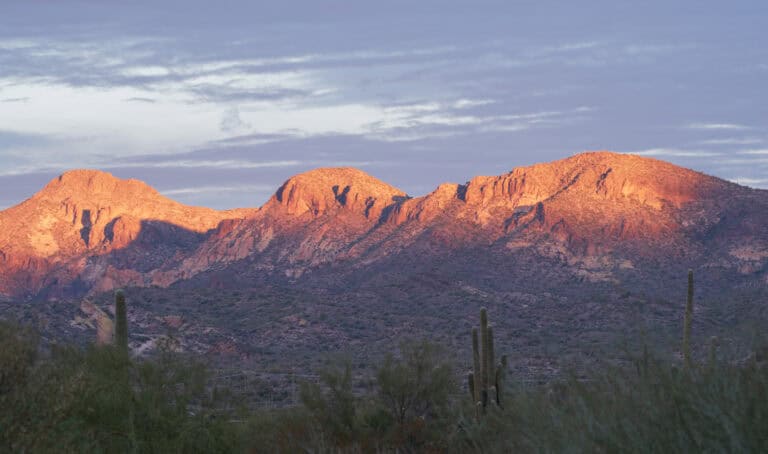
xmin=1 ymin=0 xmax=766 ymax=209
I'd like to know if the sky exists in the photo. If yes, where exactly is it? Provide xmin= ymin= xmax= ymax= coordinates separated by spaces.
xmin=0 ymin=0 xmax=766 ymax=210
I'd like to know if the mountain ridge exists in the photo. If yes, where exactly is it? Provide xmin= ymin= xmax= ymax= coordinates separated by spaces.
xmin=1 ymin=151 xmax=767 ymax=301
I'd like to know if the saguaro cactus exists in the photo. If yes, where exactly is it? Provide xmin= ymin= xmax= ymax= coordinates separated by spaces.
xmin=467 ymin=307 xmax=506 ymax=414
xmin=471 ymin=328 xmax=481 ymax=404
xmin=113 ymin=289 xmax=137 ymax=449
xmin=115 ymin=289 xmax=128 ymax=352
xmin=682 ymin=270 xmax=694 ymax=368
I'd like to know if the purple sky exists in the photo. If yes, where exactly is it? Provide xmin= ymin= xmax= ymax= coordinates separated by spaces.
xmin=1 ymin=0 xmax=766 ymax=209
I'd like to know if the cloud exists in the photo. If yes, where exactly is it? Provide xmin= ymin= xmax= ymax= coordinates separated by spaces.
xmin=698 ymin=137 xmax=762 ymax=146
xmin=521 ymin=41 xmax=601 ymax=58
xmin=364 ymin=103 xmax=591 ymax=142
xmin=738 ymin=149 xmax=768 ymax=155
xmin=104 ymin=159 xmax=302 ymax=170
xmin=124 ymin=96 xmax=157 ymax=103
xmin=730 ymin=177 xmax=768 ymax=187
xmin=0 ymin=7 xmax=762 ymax=211
xmin=713 ymin=156 xmax=768 ymax=166
xmin=120 ymin=65 xmax=172 ymax=78
xmin=0 ymin=164 xmax=68 ymax=177
xmin=0 ymin=35 xmax=463 ymax=101
xmin=623 ymin=44 xmax=694 ymax=55
xmin=219 ymin=107 xmax=251 ymax=133
xmin=453 ymin=99 xmax=494 ymax=109
xmin=186 ymin=84 xmax=312 ymax=103
xmin=0 ymin=39 xmax=37 ymax=50
xmin=630 ymin=148 xmax=722 ymax=158
xmin=0 ymin=97 xmax=30 ymax=103
xmin=686 ymin=123 xmax=750 ymax=131
xmin=208 ymin=131 xmax=302 ymax=146
xmin=161 ymin=183 xmax=275 ymax=196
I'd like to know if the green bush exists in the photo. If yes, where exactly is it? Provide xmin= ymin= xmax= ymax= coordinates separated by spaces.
xmin=243 ymin=341 xmax=457 ymax=452
xmin=2 ymin=319 xmax=767 ymax=453
xmin=452 ymin=351 xmax=768 ymax=453
xmin=376 ymin=339 xmax=456 ymax=448
xmin=299 ymin=361 xmax=359 ymax=448
xmin=0 ymin=321 xmax=235 ymax=453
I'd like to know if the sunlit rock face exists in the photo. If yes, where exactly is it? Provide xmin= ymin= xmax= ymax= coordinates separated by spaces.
xmin=0 ymin=169 xmax=255 ymax=298
xmin=1 ymin=152 xmax=766 ymax=300
xmin=265 ymin=167 xmax=407 ymax=219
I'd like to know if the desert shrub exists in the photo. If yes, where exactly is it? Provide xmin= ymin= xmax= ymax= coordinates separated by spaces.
xmin=237 ymin=407 xmax=331 ymax=453
xmin=0 ymin=320 xmax=38 ymax=396
xmin=237 ymin=362 xmax=362 ymax=452
xmin=3 ymin=318 xmax=768 ymax=453
xmin=0 ymin=321 xmax=235 ymax=453
xmin=452 ymin=350 xmax=768 ymax=453
xmin=299 ymin=360 xmax=360 ymax=448
xmin=279 ymin=341 xmax=458 ymax=452
xmin=375 ymin=339 xmax=457 ymax=449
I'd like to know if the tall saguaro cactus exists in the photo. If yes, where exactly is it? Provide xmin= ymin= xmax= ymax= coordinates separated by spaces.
xmin=468 ymin=307 xmax=507 ymax=415
xmin=115 ymin=289 xmax=128 ymax=352
xmin=682 ymin=270 xmax=694 ymax=368
xmin=471 ymin=327 xmax=481 ymax=405
xmin=113 ymin=289 xmax=136 ymax=450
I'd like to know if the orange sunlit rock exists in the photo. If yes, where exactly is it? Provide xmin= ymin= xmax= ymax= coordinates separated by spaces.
xmin=0 ymin=152 xmax=763 ymax=300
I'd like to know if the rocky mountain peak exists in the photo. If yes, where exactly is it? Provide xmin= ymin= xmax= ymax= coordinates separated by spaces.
xmin=0 ymin=170 xmax=248 ymax=259
xmin=37 ymin=169 xmax=158 ymax=202
xmin=458 ymin=151 xmax=730 ymax=212
xmin=266 ymin=167 xmax=407 ymax=219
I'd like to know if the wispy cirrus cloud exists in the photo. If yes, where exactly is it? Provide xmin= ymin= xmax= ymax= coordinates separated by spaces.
xmin=103 ymin=159 xmax=303 ymax=170
xmin=686 ymin=123 xmax=751 ymax=131
xmin=629 ymin=148 xmax=722 ymax=158
xmin=623 ymin=44 xmax=695 ymax=55
xmin=160 ymin=183 xmax=275 ymax=196
xmin=697 ymin=137 xmax=762 ymax=146
xmin=730 ymin=177 xmax=768 ymax=188
xmin=364 ymin=104 xmax=593 ymax=142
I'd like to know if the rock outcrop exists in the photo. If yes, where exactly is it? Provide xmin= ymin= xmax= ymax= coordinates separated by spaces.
xmin=264 ymin=167 xmax=407 ymax=219
xmin=0 ymin=169 xmax=255 ymax=298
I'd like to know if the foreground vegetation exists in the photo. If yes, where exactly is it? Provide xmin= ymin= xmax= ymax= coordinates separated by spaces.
xmin=2 ymin=316 xmax=767 ymax=453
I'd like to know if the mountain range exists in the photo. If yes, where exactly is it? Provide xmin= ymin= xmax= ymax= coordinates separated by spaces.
xmin=2 ymin=151 xmax=767 ymax=302
xmin=2 ymin=151 xmax=768 ymax=375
